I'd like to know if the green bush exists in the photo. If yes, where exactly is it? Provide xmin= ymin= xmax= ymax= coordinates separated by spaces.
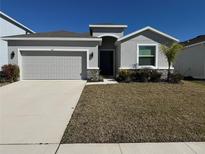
xmin=169 ymin=73 xmax=183 ymax=83
xmin=135 ymin=69 xmax=162 ymax=82
xmin=150 ymin=70 xmax=162 ymax=82
xmin=117 ymin=70 xmax=133 ymax=82
xmin=0 ymin=71 xmax=6 ymax=83
xmin=117 ymin=69 xmax=162 ymax=83
xmin=135 ymin=69 xmax=152 ymax=82
xmin=1 ymin=64 xmax=20 ymax=82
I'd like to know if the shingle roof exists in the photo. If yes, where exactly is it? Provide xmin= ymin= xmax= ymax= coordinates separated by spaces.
xmin=181 ymin=35 xmax=205 ymax=46
xmin=4 ymin=31 xmax=94 ymax=38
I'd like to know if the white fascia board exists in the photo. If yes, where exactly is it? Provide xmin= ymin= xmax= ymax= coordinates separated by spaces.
xmin=2 ymin=37 xmax=102 ymax=42
xmin=117 ymin=26 xmax=179 ymax=42
xmin=0 ymin=11 xmax=35 ymax=33
xmin=89 ymin=25 xmax=128 ymax=28
xmin=185 ymin=41 xmax=205 ymax=48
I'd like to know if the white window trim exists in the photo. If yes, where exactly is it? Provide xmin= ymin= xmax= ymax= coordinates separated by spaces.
xmin=17 ymin=48 xmax=95 ymax=80
xmin=137 ymin=44 xmax=158 ymax=69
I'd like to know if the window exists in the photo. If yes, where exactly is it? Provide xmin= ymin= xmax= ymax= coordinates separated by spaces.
xmin=138 ymin=45 xmax=157 ymax=67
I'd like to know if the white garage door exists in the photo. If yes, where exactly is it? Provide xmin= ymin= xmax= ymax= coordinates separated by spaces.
xmin=21 ymin=51 xmax=87 ymax=80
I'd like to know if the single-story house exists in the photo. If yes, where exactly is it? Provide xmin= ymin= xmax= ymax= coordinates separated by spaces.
xmin=175 ymin=35 xmax=205 ymax=79
xmin=0 ymin=11 xmax=34 ymax=68
xmin=3 ymin=24 xmax=179 ymax=80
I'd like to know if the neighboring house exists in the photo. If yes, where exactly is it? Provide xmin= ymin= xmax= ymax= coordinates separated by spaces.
xmin=0 ymin=11 xmax=34 ymax=68
xmin=3 ymin=24 xmax=179 ymax=80
xmin=175 ymin=35 xmax=205 ymax=79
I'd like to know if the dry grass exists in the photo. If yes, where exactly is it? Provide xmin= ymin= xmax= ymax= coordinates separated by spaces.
xmin=61 ymin=81 xmax=205 ymax=143
xmin=191 ymin=80 xmax=205 ymax=86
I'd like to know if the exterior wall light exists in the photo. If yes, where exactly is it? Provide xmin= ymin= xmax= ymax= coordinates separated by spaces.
xmin=89 ymin=52 xmax=93 ymax=60
xmin=10 ymin=51 xmax=15 ymax=59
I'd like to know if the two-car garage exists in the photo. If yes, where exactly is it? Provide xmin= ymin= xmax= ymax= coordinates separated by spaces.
xmin=20 ymin=50 xmax=87 ymax=80
xmin=4 ymin=31 xmax=102 ymax=80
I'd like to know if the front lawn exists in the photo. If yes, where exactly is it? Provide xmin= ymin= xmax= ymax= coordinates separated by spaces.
xmin=61 ymin=81 xmax=205 ymax=143
xmin=191 ymin=80 xmax=205 ymax=86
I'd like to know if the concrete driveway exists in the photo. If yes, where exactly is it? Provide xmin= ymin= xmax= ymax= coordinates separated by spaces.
xmin=0 ymin=80 xmax=86 ymax=144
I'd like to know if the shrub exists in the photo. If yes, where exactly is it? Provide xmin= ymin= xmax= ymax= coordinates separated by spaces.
xmin=117 ymin=70 xmax=132 ymax=82
xmin=117 ymin=69 xmax=162 ymax=83
xmin=150 ymin=70 xmax=162 ymax=82
xmin=0 ymin=71 xmax=6 ymax=83
xmin=169 ymin=73 xmax=183 ymax=83
xmin=135 ymin=69 xmax=152 ymax=82
xmin=184 ymin=76 xmax=194 ymax=81
xmin=1 ymin=64 xmax=20 ymax=82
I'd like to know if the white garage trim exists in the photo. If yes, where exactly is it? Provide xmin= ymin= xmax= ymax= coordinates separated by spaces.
xmin=17 ymin=48 xmax=91 ymax=80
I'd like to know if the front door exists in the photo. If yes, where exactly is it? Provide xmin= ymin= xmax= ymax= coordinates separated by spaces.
xmin=100 ymin=50 xmax=113 ymax=76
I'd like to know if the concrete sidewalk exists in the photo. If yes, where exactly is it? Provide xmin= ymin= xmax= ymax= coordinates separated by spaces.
xmin=57 ymin=142 xmax=205 ymax=154
xmin=0 ymin=142 xmax=204 ymax=154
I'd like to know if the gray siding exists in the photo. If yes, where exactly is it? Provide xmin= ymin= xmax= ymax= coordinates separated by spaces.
xmin=119 ymin=30 xmax=176 ymax=69
xmin=175 ymin=44 xmax=205 ymax=79
xmin=92 ymin=27 xmax=124 ymax=38
xmin=0 ymin=17 xmax=30 ymax=68
xmin=8 ymin=40 xmax=99 ymax=68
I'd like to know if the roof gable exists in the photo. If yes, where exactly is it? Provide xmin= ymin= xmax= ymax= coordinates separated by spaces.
xmin=0 ymin=11 xmax=34 ymax=33
xmin=117 ymin=26 xmax=179 ymax=42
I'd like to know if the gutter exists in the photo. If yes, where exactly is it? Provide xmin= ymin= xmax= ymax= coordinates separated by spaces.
xmin=2 ymin=37 xmax=102 ymax=45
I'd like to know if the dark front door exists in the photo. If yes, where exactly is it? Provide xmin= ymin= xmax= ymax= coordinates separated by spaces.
xmin=100 ymin=50 xmax=113 ymax=76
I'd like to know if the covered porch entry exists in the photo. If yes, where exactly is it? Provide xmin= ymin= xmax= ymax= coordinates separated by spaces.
xmin=99 ymin=36 xmax=117 ymax=77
